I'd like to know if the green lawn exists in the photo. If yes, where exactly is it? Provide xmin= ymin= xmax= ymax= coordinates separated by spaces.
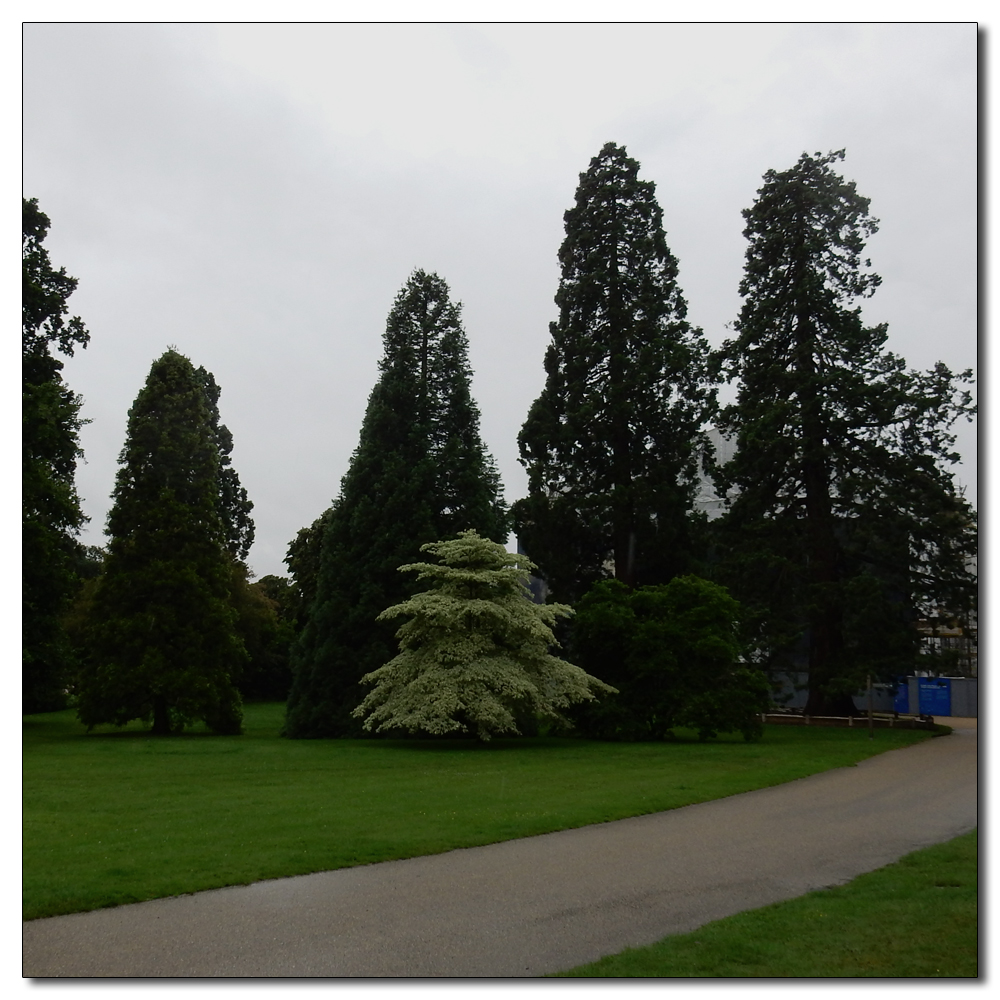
xmin=24 ymin=702 xmax=941 ymax=921
xmin=554 ymin=829 xmax=978 ymax=977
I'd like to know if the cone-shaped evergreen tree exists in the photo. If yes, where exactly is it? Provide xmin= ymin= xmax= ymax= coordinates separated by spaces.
xmin=514 ymin=143 xmax=714 ymax=603
xmin=713 ymin=150 xmax=977 ymax=715
xmin=77 ymin=350 xmax=247 ymax=735
xmin=353 ymin=530 xmax=615 ymax=742
xmin=284 ymin=271 xmax=508 ymax=738
xmin=196 ymin=366 xmax=255 ymax=561
xmin=22 ymin=197 xmax=90 ymax=712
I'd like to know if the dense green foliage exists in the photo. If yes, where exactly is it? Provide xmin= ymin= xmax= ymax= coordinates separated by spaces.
xmin=283 ymin=510 xmax=331 ymax=631
xmin=230 ymin=569 xmax=295 ymax=702
xmin=570 ymin=576 xmax=769 ymax=741
xmin=197 ymin=366 xmax=255 ymax=560
xmin=514 ymin=143 xmax=714 ymax=602
xmin=354 ymin=530 xmax=615 ymax=741
xmin=23 ymin=702 xmax=938 ymax=920
xmin=556 ymin=829 xmax=977 ymax=977
xmin=76 ymin=350 xmax=247 ymax=735
xmin=285 ymin=271 xmax=508 ymax=738
xmin=22 ymin=197 xmax=90 ymax=712
xmin=713 ymin=151 xmax=977 ymax=714
xmin=25 ymin=145 xmax=975 ymax=750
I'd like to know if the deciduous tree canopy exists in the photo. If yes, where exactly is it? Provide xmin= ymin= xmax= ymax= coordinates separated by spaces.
xmin=570 ymin=576 xmax=768 ymax=741
xmin=22 ymin=197 xmax=90 ymax=712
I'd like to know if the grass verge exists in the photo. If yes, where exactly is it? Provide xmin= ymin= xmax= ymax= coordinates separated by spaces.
xmin=553 ymin=829 xmax=977 ymax=978
xmin=24 ymin=702 xmax=941 ymax=921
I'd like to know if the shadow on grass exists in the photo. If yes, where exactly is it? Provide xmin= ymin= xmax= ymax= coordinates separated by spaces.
xmin=364 ymin=729 xmax=763 ymax=752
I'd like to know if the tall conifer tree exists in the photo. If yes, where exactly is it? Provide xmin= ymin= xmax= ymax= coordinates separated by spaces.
xmin=22 ymin=198 xmax=90 ymax=712
xmin=713 ymin=150 xmax=976 ymax=714
xmin=514 ymin=143 xmax=714 ymax=603
xmin=77 ymin=350 xmax=247 ymax=734
xmin=196 ymin=366 xmax=255 ymax=561
xmin=284 ymin=271 xmax=507 ymax=738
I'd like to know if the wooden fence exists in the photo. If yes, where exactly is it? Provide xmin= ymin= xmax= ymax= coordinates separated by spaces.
xmin=762 ymin=710 xmax=937 ymax=731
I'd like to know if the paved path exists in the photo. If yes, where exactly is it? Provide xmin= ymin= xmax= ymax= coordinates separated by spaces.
xmin=23 ymin=719 xmax=977 ymax=978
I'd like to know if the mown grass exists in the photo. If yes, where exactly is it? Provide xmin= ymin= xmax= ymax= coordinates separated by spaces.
xmin=554 ymin=829 xmax=978 ymax=978
xmin=24 ymin=702 xmax=940 ymax=921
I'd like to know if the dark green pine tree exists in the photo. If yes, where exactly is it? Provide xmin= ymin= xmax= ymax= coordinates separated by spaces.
xmin=77 ymin=350 xmax=247 ymax=735
xmin=22 ymin=197 xmax=90 ymax=713
xmin=284 ymin=270 xmax=508 ymax=738
xmin=192 ymin=366 xmax=262 ymax=704
xmin=713 ymin=150 xmax=977 ymax=715
xmin=196 ymin=366 xmax=255 ymax=561
xmin=514 ymin=142 xmax=715 ymax=604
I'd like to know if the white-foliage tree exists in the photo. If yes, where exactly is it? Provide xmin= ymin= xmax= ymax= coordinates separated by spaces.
xmin=353 ymin=530 xmax=616 ymax=741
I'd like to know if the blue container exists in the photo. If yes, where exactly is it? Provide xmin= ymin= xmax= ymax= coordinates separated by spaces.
xmin=918 ymin=677 xmax=951 ymax=716
xmin=892 ymin=678 xmax=910 ymax=714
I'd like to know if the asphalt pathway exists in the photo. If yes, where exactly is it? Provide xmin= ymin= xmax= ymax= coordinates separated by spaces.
xmin=23 ymin=718 xmax=977 ymax=978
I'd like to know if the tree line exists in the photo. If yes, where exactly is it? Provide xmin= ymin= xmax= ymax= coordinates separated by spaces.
xmin=22 ymin=143 xmax=976 ymax=739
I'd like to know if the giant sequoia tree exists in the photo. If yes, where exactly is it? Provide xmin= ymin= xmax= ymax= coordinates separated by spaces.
xmin=23 ymin=197 xmax=90 ymax=712
xmin=77 ymin=350 xmax=248 ymax=735
xmin=713 ymin=150 xmax=976 ymax=715
xmin=514 ymin=143 xmax=714 ymax=603
xmin=284 ymin=271 xmax=508 ymax=738
xmin=197 ymin=366 xmax=255 ymax=561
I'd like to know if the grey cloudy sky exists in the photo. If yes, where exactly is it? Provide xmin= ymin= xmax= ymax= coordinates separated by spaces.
xmin=23 ymin=22 xmax=977 ymax=580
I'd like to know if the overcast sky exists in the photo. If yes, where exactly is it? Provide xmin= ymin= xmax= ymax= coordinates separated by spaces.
xmin=23 ymin=22 xmax=978 ymax=580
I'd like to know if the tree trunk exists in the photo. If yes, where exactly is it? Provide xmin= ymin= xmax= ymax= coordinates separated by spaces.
xmin=151 ymin=694 xmax=171 ymax=735
xmin=794 ymin=265 xmax=850 ymax=717
xmin=801 ymin=457 xmax=850 ymax=715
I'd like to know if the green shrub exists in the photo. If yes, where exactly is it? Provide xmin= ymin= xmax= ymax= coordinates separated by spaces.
xmin=570 ymin=576 xmax=769 ymax=740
